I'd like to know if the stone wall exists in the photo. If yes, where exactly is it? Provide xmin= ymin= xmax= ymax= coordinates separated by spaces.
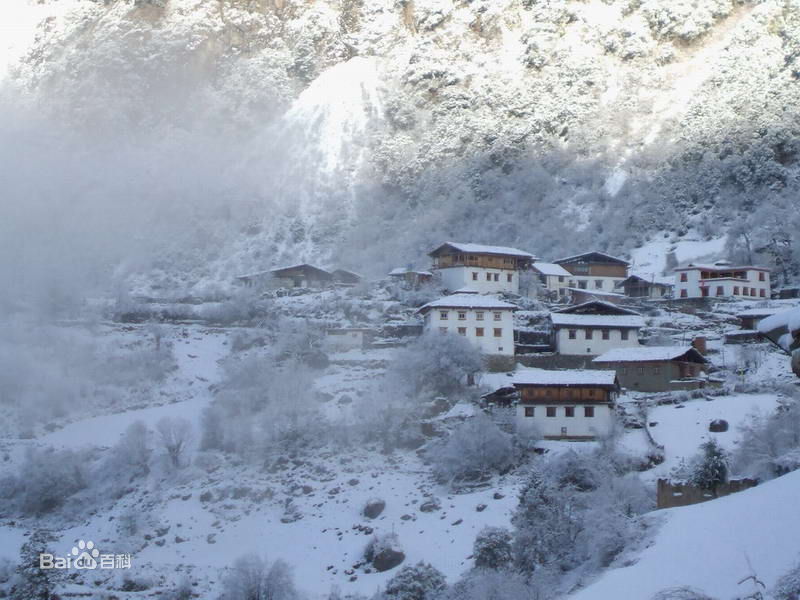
xmin=656 ymin=478 xmax=758 ymax=509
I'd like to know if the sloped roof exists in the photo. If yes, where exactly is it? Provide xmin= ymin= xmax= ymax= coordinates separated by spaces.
xmin=270 ymin=263 xmax=331 ymax=278
xmin=513 ymin=368 xmax=618 ymax=387
xmin=619 ymin=274 xmax=674 ymax=287
xmin=737 ymin=307 xmax=784 ymax=318
xmin=417 ymin=293 xmax=518 ymax=312
xmin=531 ymin=262 xmax=571 ymax=277
xmin=675 ymin=263 xmax=770 ymax=272
xmin=550 ymin=313 xmax=645 ymax=328
xmin=556 ymin=300 xmax=642 ymax=316
xmin=429 ymin=241 xmax=535 ymax=259
xmin=388 ymin=267 xmax=408 ymax=276
xmin=593 ymin=346 xmax=707 ymax=364
xmin=757 ymin=308 xmax=800 ymax=352
xmin=554 ymin=251 xmax=630 ymax=266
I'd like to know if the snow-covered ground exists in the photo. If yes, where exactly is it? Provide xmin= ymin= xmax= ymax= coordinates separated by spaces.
xmin=571 ymin=469 xmax=800 ymax=599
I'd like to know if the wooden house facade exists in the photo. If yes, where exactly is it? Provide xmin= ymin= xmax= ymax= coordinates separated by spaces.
xmin=592 ymin=346 xmax=709 ymax=392
xmin=554 ymin=251 xmax=629 ymax=294
xmin=512 ymin=369 xmax=620 ymax=440
xmin=429 ymin=242 xmax=535 ymax=295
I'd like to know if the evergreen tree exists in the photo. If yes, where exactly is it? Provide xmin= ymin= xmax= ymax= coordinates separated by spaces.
xmin=472 ymin=527 xmax=513 ymax=570
xmin=12 ymin=530 xmax=61 ymax=600
xmin=690 ymin=439 xmax=728 ymax=490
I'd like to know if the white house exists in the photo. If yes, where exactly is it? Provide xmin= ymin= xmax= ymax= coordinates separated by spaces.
xmin=550 ymin=301 xmax=645 ymax=356
xmin=513 ymin=368 xmax=619 ymax=440
xmin=428 ymin=242 xmax=535 ymax=295
xmin=674 ymin=262 xmax=771 ymax=299
xmin=530 ymin=262 xmax=571 ymax=299
xmin=417 ymin=292 xmax=517 ymax=356
xmin=553 ymin=251 xmax=630 ymax=294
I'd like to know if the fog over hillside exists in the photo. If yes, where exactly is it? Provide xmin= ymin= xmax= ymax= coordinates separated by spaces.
xmin=1 ymin=0 xmax=799 ymax=305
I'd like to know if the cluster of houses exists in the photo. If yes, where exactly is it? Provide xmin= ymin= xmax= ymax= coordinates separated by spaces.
xmin=236 ymin=241 xmax=779 ymax=441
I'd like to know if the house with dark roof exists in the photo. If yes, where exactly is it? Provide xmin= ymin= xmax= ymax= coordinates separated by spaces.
xmin=428 ymin=242 xmax=535 ymax=295
xmin=592 ymin=346 xmax=709 ymax=392
xmin=554 ymin=251 xmax=630 ymax=295
xmin=617 ymin=274 xmax=674 ymax=299
xmin=236 ymin=263 xmax=332 ymax=290
xmin=549 ymin=301 xmax=645 ymax=356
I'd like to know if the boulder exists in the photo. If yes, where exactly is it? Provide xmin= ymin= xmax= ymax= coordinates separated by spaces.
xmin=709 ymin=419 xmax=729 ymax=433
xmin=419 ymin=497 xmax=441 ymax=513
xmin=363 ymin=498 xmax=386 ymax=519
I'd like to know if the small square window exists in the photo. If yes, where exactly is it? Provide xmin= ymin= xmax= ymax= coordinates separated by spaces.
xmin=621 ymin=329 xmax=629 ymax=340
xmin=524 ymin=407 xmax=534 ymax=417
xmin=584 ymin=406 xmax=595 ymax=417
xmin=476 ymin=312 xmax=484 ymax=321
xmin=493 ymin=312 xmax=502 ymax=321
xmin=680 ymin=272 xmax=688 ymax=282
xmin=476 ymin=327 xmax=484 ymax=337
xmin=546 ymin=407 xmax=557 ymax=417
xmin=486 ymin=273 xmax=492 ymax=281
xmin=458 ymin=327 xmax=467 ymax=336
xmin=602 ymin=329 xmax=610 ymax=340
xmin=507 ymin=273 xmax=513 ymax=283
xmin=493 ymin=328 xmax=502 ymax=337
xmin=440 ymin=311 xmax=448 ymax=320
xmin=760 ymin=289 xmax=766 ymax=297
xmin=759 ymin=272 xmax=765 ymax=281
xmin=568 ymin=329 xmax=577 ymax=340
xmin=565 ymin=407 xmax=575 ymax=417
xmin=494 ymin=273 xmax=499 ymax=282
xmin=595 ymin=280 xmax=603 ymax=289
xmin=458 ymin=311 xmax=466 ymax=320
xmin=680 ymin=289 xmax=688 ymax=298
xmin=472 ymin=272 xmax=478 ymax=281
xmin=585 ymin=330 xmax=593 ymax=340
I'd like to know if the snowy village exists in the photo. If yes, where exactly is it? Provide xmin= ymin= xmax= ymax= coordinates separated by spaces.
xmin=4 ymin=1 xmax=800 ymax=600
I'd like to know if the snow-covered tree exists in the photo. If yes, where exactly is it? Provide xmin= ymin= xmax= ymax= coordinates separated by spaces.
xmin=428 ymin=413 xmax=513 ymax=485
xmin=389 ymin=332 xmax=483 ymax=399
xmin=688 ymin=439 xmax=728 ymax=490
xmin=156 ymin=416 xmax=193 ymax=469
xmin=219 ymin=555 xmax=298 ymax=600
xmin=11 ymin=530 xmax=61 ymax=600
xmin=473 ymin=527 xmax=513 ymax=570
xmin=383 ymin=562 xmax=447 ymax=600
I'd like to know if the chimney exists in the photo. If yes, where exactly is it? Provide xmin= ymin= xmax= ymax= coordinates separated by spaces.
xmin=691 ymin=336 xmax=707 ymax=355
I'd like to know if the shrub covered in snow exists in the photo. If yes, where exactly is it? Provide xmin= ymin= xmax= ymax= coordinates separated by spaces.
xmin=389 ymin=332 xmax=483 ymax=399
xmin=383 ymin=562 xmax=447 ymax=600
xmin=472 ymin=526 xmax=513 ymax=570
xmin=428 ymin=413 xmax=513 ymax=485
xmin=733 ymin=397 xmax=800 ymax=480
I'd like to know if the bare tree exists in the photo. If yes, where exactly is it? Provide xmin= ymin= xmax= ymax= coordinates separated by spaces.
xmin=156 ymin=417 xmax=193 ymax=468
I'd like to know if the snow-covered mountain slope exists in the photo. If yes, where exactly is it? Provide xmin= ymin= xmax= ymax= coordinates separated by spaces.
xmin=570 ymin=469 xmax=800 ymax=599
xmin=2 ymin=0 xmax=799 ymax=299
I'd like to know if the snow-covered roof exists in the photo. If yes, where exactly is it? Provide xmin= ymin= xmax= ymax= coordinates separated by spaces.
xmin=675 ymin=263 xmax=770 ymax=272
xmin=736 ymin=307 xmax=784 ymax=318
xmin=388 ymin=267 xmax=408 ymax=276
xmin=757 ymin=308 xmax=800 ymax=351
xmin=429 ymin=241 xmax=535 ymax=259
xmin=417 ymin=293 xmax=518 ymax=312
xmin=550 ymin=313 xmax=645 ymax=328
xmin=452 ymin=287 xmax=480 ymax=294
xmin=531 ymin=262 xmax=571 ymax=277
xmin=512 ymin=368 xmax=618 ymax=387
xmin=566 ymin=288 xmax=626 ymax=298
xmin=593 ymin=346 xmax=707 ymax=364
xmin=620 ymin=274 xmax=674 ymax=287
xmin=556 ymin=300 xmax=642 ymax=316
xmin=553 ymin=251 xmax=629 ymax=266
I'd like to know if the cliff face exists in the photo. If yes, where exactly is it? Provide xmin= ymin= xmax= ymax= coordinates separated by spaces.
xmin=2 ymin=0 xmax=800 ymax=297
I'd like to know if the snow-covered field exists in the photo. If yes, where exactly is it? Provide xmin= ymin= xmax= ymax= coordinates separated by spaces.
xmin=571 ymin=469 xmax=800 ymax=599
